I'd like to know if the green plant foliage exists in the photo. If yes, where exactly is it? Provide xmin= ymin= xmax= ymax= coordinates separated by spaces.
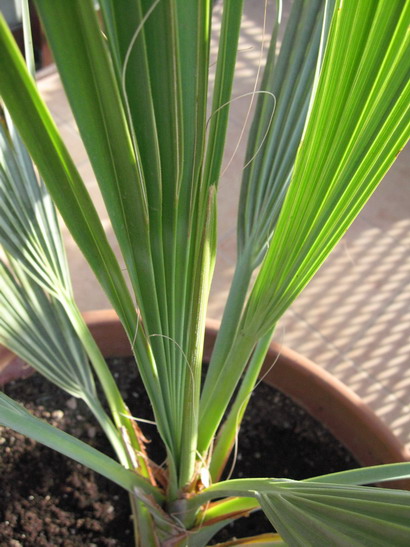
xmin=0 ymin=259 xmax=94 ymax=400
xmin=0 ymin=391 xmax=160 ymax=499
xmin=0 ymin=0 xmax=409 ymax=544
xmin=242 ymin=0 xmax=410 ymax=337
xmin=0 ymin=122 xmax=71 ymax=296
xmin=258 ymin=483 xmax=410 ymax=547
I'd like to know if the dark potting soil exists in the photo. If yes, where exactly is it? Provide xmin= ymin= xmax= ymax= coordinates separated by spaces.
xmin=0 ymin=357 xmax=358 ymax=546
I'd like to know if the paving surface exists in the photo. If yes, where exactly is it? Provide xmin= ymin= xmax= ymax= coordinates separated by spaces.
xmin=36 ymin=0 xmax=410 ymax=450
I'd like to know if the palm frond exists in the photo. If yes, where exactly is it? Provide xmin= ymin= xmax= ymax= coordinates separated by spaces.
xmin=0 ymin=121 xmax=71 ymax=297
xmin=0 ymin=259 xmax=94 ymax=399
xmin=0 ymin=391 xmax=160 ymax=499
xmin=238 ymin=0 xmax=334 ymax=266
xmin=198 ymin=0 xmax=410 ymax=454
xmin=258 ymin=483 xmax=410 ymax=546
xmin=0 ymin=12 xmax=139 ymax=338
xmin=243 ymin=0 xmax=410 ymax=337
xmin=198 ymin=0 xmax=333 ymax=434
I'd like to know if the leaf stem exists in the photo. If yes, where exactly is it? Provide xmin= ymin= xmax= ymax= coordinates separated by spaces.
xmin=62 ymin=298 xmax=154 ymax=479
xmin=201 ymin=249 xmax=254 ymax=399
xmin=209 ymin=327 xmax=275 ymax=482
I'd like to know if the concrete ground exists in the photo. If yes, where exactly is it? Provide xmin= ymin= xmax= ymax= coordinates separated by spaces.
xmin=36 ymin=1 xmax=410 ymax=451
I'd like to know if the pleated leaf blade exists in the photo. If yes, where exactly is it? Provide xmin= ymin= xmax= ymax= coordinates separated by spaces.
xmin=34 ymin=0 xmax=153 ymax=308
xmin=238 ymin=0 xmax=333 ymax=265
xmin=258 ymin=483 xmax=410 ymax=546
xmin=0 ymin=259 xmax=95 ymax=400
xmin=190 ymin=473 xmax=410 ymax=546
xmin=0 ymin=12 xmax=138 ymax=336
xmin=242 ymin=0 xmax=410 ymax=337
xmin=0 ymin=121 xmax=71 ymax=297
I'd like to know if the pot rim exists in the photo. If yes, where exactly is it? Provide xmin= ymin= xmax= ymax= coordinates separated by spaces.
xmin=1 ymin=309 xmax=409 ymax=478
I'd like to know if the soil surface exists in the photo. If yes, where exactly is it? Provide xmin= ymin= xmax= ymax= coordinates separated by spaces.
xmin=0 ymin=357 xmax=358 ymax=545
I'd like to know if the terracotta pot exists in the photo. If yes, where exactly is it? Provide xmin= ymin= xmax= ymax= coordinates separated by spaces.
xmin=1 ymin=309 xmax=409 ymax=487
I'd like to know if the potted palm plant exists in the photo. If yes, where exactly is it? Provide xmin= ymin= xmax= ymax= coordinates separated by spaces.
xmin=1 ymin=0 xmax=410 ymax=544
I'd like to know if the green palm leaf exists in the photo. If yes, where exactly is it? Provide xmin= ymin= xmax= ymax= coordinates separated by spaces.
xmin=0 ymin=391 xmax=161 ymax=501
xmin=243 ymin=0 xmax=410 ymax=337
xmin=0 ymin=259 xmax=94 ymax=400
xmin=34 ymin=0 xmax=153 ymax=318
xmin=188 ymin=473 xmax=410 ymax=546
xmin=198 ymin=0 xmax=334 ymax=452
xmin=0 ymin=13 xmax=138 ymax=338
xmin=198 ymin=0 xmax=410 ymax=454
xmin=238 ymin=0 xmax=333 ymax=265
xmin=0 ymin=121 xmax=71 ymax=297
xmin=0 ymin=8 xmax=175 ymax=463
xmin=258 ymin=484 xmax=410 ymax=546
xmin=306 ymin=463 xmax=410 ymax=486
